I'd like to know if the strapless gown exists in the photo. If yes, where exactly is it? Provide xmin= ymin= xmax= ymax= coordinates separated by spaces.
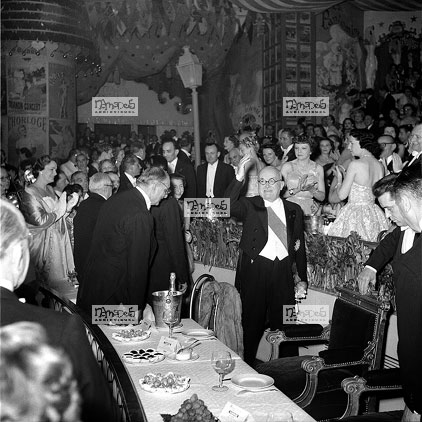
xmin=328 ymin=182 xmax=390 ymax=242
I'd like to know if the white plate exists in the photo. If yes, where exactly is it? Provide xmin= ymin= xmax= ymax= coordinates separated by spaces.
xmin=231 ymin=374 xmax=274 ymax=390
xmin=139 ymin=372 xmax=190 ymax=394
xmin=165 ymin=351 xmax=200 ymax=362
xmin=181 ymin=328 xmax=214 ymax=338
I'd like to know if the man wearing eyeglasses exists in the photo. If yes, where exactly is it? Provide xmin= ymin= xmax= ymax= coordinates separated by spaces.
xmin=377 ymin=135 xmax=402 ymax=175
xmin=225 ymin=156 xmax=308 ymax=365
xmin=77 ymin=167 xmax=171 ymax=317
xmin=403 ymin=124 xmax=422 ymax=170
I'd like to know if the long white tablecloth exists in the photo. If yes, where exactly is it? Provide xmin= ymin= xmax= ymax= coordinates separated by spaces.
xmin=100 ymin=319 xmax=316 ymax=422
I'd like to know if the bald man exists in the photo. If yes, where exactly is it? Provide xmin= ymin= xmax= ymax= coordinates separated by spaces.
xmin=225 ymin=157 xmax=307 ymax=364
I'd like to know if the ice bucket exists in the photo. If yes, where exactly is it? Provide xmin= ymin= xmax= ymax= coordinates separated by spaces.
xmin=304 ymin=215 xmax=324 ymax=234
xmin=152 ymin=290 xmax=183 ymax=328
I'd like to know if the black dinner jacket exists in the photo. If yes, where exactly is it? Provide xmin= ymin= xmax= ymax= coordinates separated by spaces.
xmin=175 ymin=157 xmax=197 ymax=199
xmin=366 ymin=227 xmax=422 ymax=413
xmin=117 ymin=172 xmax=134 ymax=194
xmin=73 ymin=192 xmax=106 ymax=278
xmin=224 ymin=178 xmax=308 ymax=284
xmin=196 ymin=160 xmax=235 ymax=198
xmin=77 ymin=187 xmax=157 ymax=313
xmin=380 ymin=93 xmax=396 ymax=119
xmin=178 ymin=149 xmax=192 ymax=164
xmin=282 ymin=146 xmax=296 ymax=162
xmin=0 ymin=287 xmax=115 ymax=422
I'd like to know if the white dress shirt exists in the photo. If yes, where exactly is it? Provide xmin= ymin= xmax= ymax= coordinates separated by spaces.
xmin=168 ymin=157 xmax=178 ymax=174
xmin=125 ymin=172 xmax=137 ymax=187
xmin=136 ymin=186 xmax=151 ymax=210
xmin=259 ymin=198 xmax=289 ymax=261
xmin=281 ymin=144 xmax=294 ymax=156
xmin=206 ymin=161 xmax=218 ymax=198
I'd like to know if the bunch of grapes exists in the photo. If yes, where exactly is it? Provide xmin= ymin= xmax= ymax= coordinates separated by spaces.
xmin=170 ymin=394 xmax=215 ymax=421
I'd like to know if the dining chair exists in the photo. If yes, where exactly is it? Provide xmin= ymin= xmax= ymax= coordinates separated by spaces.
xmin=189 ymin=274 xmax=244 ymax=358
xmin=340 ymin=368 xmax=403 ymax=421
xmin=256 ymin=287 xmax=391 ymax=421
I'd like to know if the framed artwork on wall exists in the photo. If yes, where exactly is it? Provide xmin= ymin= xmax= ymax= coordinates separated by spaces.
xmin=300 ymin=45 xmax=311 ymax=62
xmin=286 ymin=64 xmax=297 ymax=81
xmin=286 ymin=83 xmax=297 ymax=97
xmin=301 ymin=84 xmax=312 ymax=97
xmin=300 ymin=12 xmax=311 ymax=24
xmin=300 ymin=25 xmax=311 ymax=43
xmin=300 ymin=64 xmax=311 ymax=81
xmin=285 ymin=13 xmax=296 ymax=23
xmin=286 ymin=26 xmax=297 ymax=42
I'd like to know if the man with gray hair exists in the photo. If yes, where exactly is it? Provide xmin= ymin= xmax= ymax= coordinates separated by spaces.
xmin=74 ymin=173 xmax=113 ymax=280
xmin=0 ymin=199 xmax=115 ymax=422
xmin=77 ymin=167 xmax=171 ymax=315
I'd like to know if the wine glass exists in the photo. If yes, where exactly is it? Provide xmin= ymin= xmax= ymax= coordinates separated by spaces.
xmin=266 ymin=411 xmax=293 ymax=422
xmin=162 ymin=309 xmax=178 ymax=339
xmin=211 ymin=351 xmax=232 ymax=392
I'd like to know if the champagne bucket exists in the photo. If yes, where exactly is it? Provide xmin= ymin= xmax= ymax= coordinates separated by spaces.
xmin=152 ymin=290 xmax=183 ymax=328
xmin=304 ymin=216 xmax=324 ymax=234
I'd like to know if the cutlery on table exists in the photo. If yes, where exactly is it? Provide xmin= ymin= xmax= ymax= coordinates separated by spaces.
xmin=176 ymin=340 xmax=200 ymax=356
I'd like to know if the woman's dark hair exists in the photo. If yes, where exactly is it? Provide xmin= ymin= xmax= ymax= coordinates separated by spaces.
xmin=63 ymin=184 xmax=83 ymax=200
xmin=32 ymin=155 xmax=52 ymax=179
xmin=349 ymin=129 xmax=381 ymax=157
xmin=226 ymin=134 xmax=239 ymax=148
xmin=260 ymin=142 xmax=283 ymax=160
xmin=148 ymin=155 xmax=168 ymax=172
xmin=19 ymin=148 xmax=32 ymax=159
xmin=329 ymin=134 xmax=343 ymax=151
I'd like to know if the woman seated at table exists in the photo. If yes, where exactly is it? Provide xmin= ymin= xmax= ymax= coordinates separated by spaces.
xmin=20 ymin=155 xmax=78 ymax=287
xmin=238 ymin=133 xmax=265 ymax=197
xmin=281 ymin=136 xmax=325 ymax=215
xmin=328 ymin=129 xmax=389 ymax=242
xmin=261 ymin=143 xmax=283 ymax=174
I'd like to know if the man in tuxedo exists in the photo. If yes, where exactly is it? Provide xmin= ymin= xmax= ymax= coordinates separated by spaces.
xmin=178 ymin=136 xmax=193 ymax=163
xmin=277 ymin=129 xmax=296 ymax=162
xmin=228 ymin=148 xmax=241 ymax=169
xmin=75 ymin=153 xmax=97 ymax=178
xmin=117 ymin=153 xmax=142 ymax=193
xmin=74 ymin=173 xmax=112 ymax=280
xmin=70 ymin=171 xmax=89 ymax=199
xmin=377 ymin=135 xmax=402 ymax=174
xmin=196 ymin=143 xmax=235 ymax=198
xmin=77 ymin=167 xmax=170 ymax=315
xmin=358 ymin=167 xmax=422 ymax=421
xmin=364 ymin=88 xmax=379 ymax=120
xmin=131 ymin=141 xmax=148 ymax=172
xmin=404 ymin=123 xmax=422 ymax=169
xmin=379 ymin=85 xmax=397 ymax=119
xmin=146 ymin=135 xmax=162 ymax=158
xmin=162 ymin=139 xmax=196 ymax=199
xmin=0 ymin=199 xmax=115 ymax=422
xmin=225 ymin=156 xmax=308 ymax=364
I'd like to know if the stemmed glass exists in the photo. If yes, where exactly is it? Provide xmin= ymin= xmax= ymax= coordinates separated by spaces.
xmin=162 ymin=309 xmax=179 ymax=339
xmin=211 ymin=351 xmax=232 ymax=392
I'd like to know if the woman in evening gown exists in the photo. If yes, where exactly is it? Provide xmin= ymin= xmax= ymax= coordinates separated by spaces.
xmin=328 ymin=130 xmax=390 ymax=242
xmin=238 ymin=133 xmax=265 ymax=197
xmin=20 ymin=155 xmax=78 ymax=288
xmin=281 ymin=136 xmax=325 ymax=215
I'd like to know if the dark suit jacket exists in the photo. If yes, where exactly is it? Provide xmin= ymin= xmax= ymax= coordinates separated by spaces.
xmin=77 ymin=188 xmax=156 ymax=313
xmin=117 ymin=172 xmax=134 ymax=194
xmin=366 ymin=227 xmax=422 ymax=413
xmin=225 ymin=179 xmax=308 ymax=285
xmin=175 ymin=158 xmax=197 ymax=199
xmin=380 ymin=93 xmax=396 ymax=119
xmin=0 ymin=287 xmax=115 ymax=422
xmin=178 ymin=149 xmax=192 ymax=164
xmin=365 ymin=95 xmax=379 ymax=119
xmin=146 ymin=142 xmax=162 ymax=157
xmin=282 ymin=147 xmax=296 ymax=162
xmin=196 ymin=160 xmax=235 ymax=198
xmin=148 ymin=197 xmax=190 ymax=299
xmin=73 ymin=193 xmax=106 ymax=278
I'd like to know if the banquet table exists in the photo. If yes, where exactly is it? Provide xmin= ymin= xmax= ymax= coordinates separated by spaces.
xmin=100 ymin=319 xmax=317 ymax=422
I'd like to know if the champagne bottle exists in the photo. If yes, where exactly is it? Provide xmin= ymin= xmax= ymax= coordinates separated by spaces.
xmin=169 ymin=272 xmax=176 ymax=294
